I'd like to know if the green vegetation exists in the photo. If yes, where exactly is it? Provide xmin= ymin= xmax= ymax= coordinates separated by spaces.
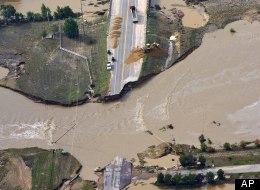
xmin=86 ymin=18 xmax=110 ymax=96
xmin=0 ymin=5 xmax=16 ymax=20
xmin=64 ymin=18 xmax=79 ymax=38
xmin=200 ymin=143 xmax=208 ymax=152
xmin=223 ymin=142 xmax=231 ymax=151
xmin=228 ymin=172 xmax=260 ymax=182
xmin=0 ymin=166 xmax=8 ymax=181
xmin=206 ymin=172 xmax=215 ymax=184
xmin=205 ymin=153 xmax=260 ymax=167
xmin=0 ymin=148 xmax=82 ymax=190
xmin=199 ymin=134 xmax=206 ymax=144
xmin=230 ymin=28 xmax=236 ymax=33
xmin=217 ymin=169 xmax=225 ymax=180
xmin=179 ymin=154 xmax=195 ymax=167
xmin=0 ymin=16 xmax=110 ymax=104
xmin=198 ymin=155 xmax=206 ymax=167
xmin=156 ymin=173 xmax=164 ymax=184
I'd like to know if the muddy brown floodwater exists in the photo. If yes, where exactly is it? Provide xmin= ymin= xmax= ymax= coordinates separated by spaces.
xmin=0 ymin=20 xmax=260 ymax=181
xmin=1 ymin=0 xmax=109 ymax=20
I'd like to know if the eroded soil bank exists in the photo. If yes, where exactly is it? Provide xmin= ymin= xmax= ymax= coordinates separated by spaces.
xmin=1 ymin=20 xmax=260 ymax=180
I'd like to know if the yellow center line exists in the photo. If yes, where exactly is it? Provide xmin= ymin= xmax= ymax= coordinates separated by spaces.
xmin=121 ymin=0 xmax=130 ymax=89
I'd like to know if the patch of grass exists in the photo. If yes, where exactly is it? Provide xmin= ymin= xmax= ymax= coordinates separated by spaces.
xmin=0 ymin=166 xmax=8 ymax=181
xmin=205 ymin=154 xmax=260 ymax=167
xmin=86 ymin=18 xmax=110 ymax=96
xmin=228 ymin=172 xmax=260 ymax=182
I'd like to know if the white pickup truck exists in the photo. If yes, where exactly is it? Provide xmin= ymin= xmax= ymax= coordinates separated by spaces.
xmin=129 ymin=5 xmax=138 ymax=23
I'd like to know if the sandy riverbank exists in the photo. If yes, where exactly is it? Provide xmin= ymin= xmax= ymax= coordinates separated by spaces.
xmin=0 ymin=20 xmax=260 ymax=181
xmin=153 ymin=0 xmax=208 ymax=28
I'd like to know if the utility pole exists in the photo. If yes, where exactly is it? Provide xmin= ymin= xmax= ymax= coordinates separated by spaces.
xmin=80 ymin=0 xmax=85 ymax=41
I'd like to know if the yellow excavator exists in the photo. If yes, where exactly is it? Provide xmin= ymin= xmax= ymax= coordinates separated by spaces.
xmin=141 ymin=42 xmax=160 ymax=53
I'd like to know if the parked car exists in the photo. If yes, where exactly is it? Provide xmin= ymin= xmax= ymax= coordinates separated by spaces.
xmin=107 ymin=62 xmax=112 ymax=71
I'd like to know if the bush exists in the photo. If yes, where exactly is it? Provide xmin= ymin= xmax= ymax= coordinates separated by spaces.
xmin=172 ymin=173 xmax=182 ymax=186
xmin=179 ymin=154 xmax=195 ymax=167
xmin=223 ymin=142 xmax=231 ymax=151
xmin=164 ymin=174 xmax=172 ymax=186
xmin=199 ymin=134 xmax=206 ymax=144
xmin=41 ymin=30 xmax=47 ymax=38
xmin=198 ymin=155 xmax=206 ymax=167
xmin=63 ymin=17 xmax=79 ymax=38
xmin=230 ymin=28 xmax=236 ymax=33
xmin=217 ymin=169 xmax=225 ymax=180
xmin=207 ymin=138 xmax=212 ymax=144
xmin=206 ymin=172 xmax=215 ymax=184
xmin=200 ymin=143 xmax=207 ymax=152
xmin=156 ymin=173 xmax=164 ymax=184
xmin=182 ymin=173 xmax=197 ymax=186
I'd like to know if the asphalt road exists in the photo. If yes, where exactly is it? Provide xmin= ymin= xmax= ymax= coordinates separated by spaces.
xmin=108 ymin=0 xmax=147 ymax=95
xmin=166 ymin=164 xmax=260 ymax=176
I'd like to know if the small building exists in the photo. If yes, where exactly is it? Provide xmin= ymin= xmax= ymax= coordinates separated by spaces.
xmin=103 ymin=156 xmax=132 ymax=190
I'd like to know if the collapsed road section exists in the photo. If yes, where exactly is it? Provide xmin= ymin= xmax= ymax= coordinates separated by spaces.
xmin=107 ymin=0 xmax=148 ymax=96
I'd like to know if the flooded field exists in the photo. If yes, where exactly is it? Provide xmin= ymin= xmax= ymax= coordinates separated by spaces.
xmin=0 ymin=20 xmax=260 ymax=181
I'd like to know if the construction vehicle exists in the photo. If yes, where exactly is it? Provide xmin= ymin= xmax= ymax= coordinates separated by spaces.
xmin=129 ymin=5 xmax=138 ymax=23
xmin=141 ymin=42 xmax=160 ymax=53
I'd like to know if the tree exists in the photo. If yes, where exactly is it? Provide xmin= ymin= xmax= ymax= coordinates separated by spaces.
xmin=223 ymin=142 xmax=231 ymax=151
xmin=198 ymin=155 xmax=206 ymax=167
xmin=54 ymin=6 xmax=74 ymax=20
xmin=200 ymin=143 xmax=207 ymax=152
xmin=206 ymin=172 xmax=215 ymax=184
xmin=41 ymin=4 xmax=51 ymax=20
xmin=186 ymin=173 xmax=197 ymax=186
xmin=156 ymin=173 xmax=164 ymax=184
xmin=26 ymin=11 xmax=34 ymax=22
xmin=63 ymin=17 xmax=79 ymax=38
xmin=172 ymin=173 xmax=182 ymax=186
xmin=199 ymin=134 xmax=206 ymax=144
xmin=164 ymin=174 xmax=172 ymax=186
xmin=196 ymin=173 xmax=204 ymax=184
xmin=0 ymin=5 xmax=16 ymax=22
xmin=217 ymin=169 xmax=225 ymax=180
xmin=179 ymin=154 xmax=195 ymax=167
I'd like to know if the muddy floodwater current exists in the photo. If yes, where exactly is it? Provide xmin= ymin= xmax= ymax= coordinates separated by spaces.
xmin=0 ymin=20 xmax=260 ymax=180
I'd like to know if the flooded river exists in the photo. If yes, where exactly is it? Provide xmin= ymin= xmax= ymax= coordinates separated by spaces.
xmin=0 ymin=20 xmax=260 ymax=180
